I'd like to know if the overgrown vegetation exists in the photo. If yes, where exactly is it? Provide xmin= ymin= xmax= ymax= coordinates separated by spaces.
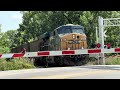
xmin=85 ymin=54 xmax=120 ymax=65
xmin=105 ymin=55 xmax=120 ymax=65
xmin=15 ymin=11 xmax=120 ymax=48
xmin=1 ymin=11 xmax=120 ymax=52
xmin=0 ymin=58 xmax=35 ymax=71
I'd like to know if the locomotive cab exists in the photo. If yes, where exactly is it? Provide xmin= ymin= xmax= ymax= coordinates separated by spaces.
xmin=49 ymin=24 xmax=88 ymax=50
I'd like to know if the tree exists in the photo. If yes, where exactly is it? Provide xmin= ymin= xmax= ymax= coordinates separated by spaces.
xmin=0 ymin=28 xmax=17 ymax=53
xmin=13 ymin=11 xmax=120 ymax=48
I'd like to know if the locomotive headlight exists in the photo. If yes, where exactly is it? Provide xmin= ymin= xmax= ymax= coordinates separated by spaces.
xmin=81 ymin=38 xmax=86 ymax=41
xmin=73 ymin=35 xmax=75 ymax=38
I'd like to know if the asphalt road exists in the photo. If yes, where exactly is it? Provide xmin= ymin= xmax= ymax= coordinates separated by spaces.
xmin=1 ymin=65 xmax=120 ymax=79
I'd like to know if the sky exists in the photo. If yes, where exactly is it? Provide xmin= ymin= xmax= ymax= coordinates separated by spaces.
xmin=0 ymin=11 xmax=23 ymax=32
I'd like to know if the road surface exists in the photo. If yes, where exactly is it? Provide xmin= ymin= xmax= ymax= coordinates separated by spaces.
xmin=1 ymin=65 xmax=120 ymax=79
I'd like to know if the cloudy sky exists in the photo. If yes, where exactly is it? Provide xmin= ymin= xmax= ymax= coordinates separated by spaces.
xmin=0 ymin=11 xmax=23 ymax=32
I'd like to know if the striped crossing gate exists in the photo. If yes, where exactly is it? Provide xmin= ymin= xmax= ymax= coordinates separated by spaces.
xmin=0 ymin=48 xmax=120 ymax=59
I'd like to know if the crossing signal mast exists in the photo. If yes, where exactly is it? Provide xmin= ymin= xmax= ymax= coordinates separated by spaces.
xmin=98 ymin=16 xmax=120 ymax=64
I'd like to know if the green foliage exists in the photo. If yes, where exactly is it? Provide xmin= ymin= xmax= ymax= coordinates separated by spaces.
xmin=14 ymin=11 xmax=120 ymax=49
xmin=0 ymin=29 xmax=17 ymax=53
xmin=1 ymin=11 xmax=120 ymax=52
xmin=0 ymin=58 xmax=35 ymax=71
xmin=0 ymin=47 xmax=10 ymax=54
xmin=106 ymin=58 xmax=120 ymax=65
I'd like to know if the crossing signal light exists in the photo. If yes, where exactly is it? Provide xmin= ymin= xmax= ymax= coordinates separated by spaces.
xmin=107 ymin=43 xmax=111 ymax=49
xmin=96 ymin=43 xmax=101 ymax=48
xmin=91 ymin=44 xmax=96 ymax=48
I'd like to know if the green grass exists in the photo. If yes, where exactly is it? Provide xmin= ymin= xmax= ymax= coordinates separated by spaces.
xmin=0 ymin=58 xmax=36 ymax=71
xmin=105 ymin=56 xmax=120 ymax=65
xmin=86 ymin=55 xmax=120 ymax=65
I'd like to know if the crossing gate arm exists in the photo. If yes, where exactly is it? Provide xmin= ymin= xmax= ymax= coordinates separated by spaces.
xmin=0 ymin=48 xmax=120 ymax=59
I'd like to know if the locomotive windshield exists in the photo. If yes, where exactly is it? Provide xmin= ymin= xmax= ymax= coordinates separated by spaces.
xmin=57 ymin=27 xmax=71 ymax=34
xmin=72 ymin=28 xmax=84 ymax=34
xmin=57 ymin=25 xmax=85 ymax=35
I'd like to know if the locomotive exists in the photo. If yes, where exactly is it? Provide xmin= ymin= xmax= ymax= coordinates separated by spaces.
xmin=11 ymin=24 xmax=88 ymax=66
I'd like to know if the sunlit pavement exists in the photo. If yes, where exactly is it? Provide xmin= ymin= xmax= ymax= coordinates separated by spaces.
xmin=0 ymin=65 xmax=120 ymax=79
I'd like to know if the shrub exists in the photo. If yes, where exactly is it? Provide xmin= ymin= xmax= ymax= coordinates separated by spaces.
xmin=0 ymin=58 xmax=35 ymax=71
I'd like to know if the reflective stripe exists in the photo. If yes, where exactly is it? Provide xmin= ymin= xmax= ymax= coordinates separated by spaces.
xmin=13 ymin=53 xmax=24 ymax=58
xmin=38 ymin=51 xmax=50 ymax=56
xmin=62 ymin=50 xmax=75 ymax=55
xmin=115 ymin=48 xmax=120 ymax=52
xmin=88 ymin=49 xmax=101 ymax=53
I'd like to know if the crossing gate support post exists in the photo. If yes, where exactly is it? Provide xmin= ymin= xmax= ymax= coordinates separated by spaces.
xmin=98 ymin=16 xmax=105 ymax=65
xmin=98 ymin=16 xmax=120 ymax=64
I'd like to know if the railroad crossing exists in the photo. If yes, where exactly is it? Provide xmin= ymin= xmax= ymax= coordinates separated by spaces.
xmin=98 ymin=16 xmax=120 ymax=64
xmin=1 ymin=16 xmax=120 ymax=65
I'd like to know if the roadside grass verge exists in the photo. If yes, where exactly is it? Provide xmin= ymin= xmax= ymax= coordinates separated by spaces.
xmin=0 ymin=58 xmax=36 ymax=71
xmin=86 ymin=54 xmax=120 ymax=65
xmin=105 ymin=55 xmax=120 ymax=65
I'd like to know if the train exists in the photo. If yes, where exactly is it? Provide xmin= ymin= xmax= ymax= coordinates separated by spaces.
xmin=11 ymin=24 xmax=88 ymax=66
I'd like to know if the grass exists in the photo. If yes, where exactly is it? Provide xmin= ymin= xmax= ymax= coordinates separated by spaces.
xmin=0 ymin=58 xmax=36 ymax=71
xmin=105 ymin=55 xmax=120 ymax=65
xmin=86 ymin=54 xmax=120 ymax=65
